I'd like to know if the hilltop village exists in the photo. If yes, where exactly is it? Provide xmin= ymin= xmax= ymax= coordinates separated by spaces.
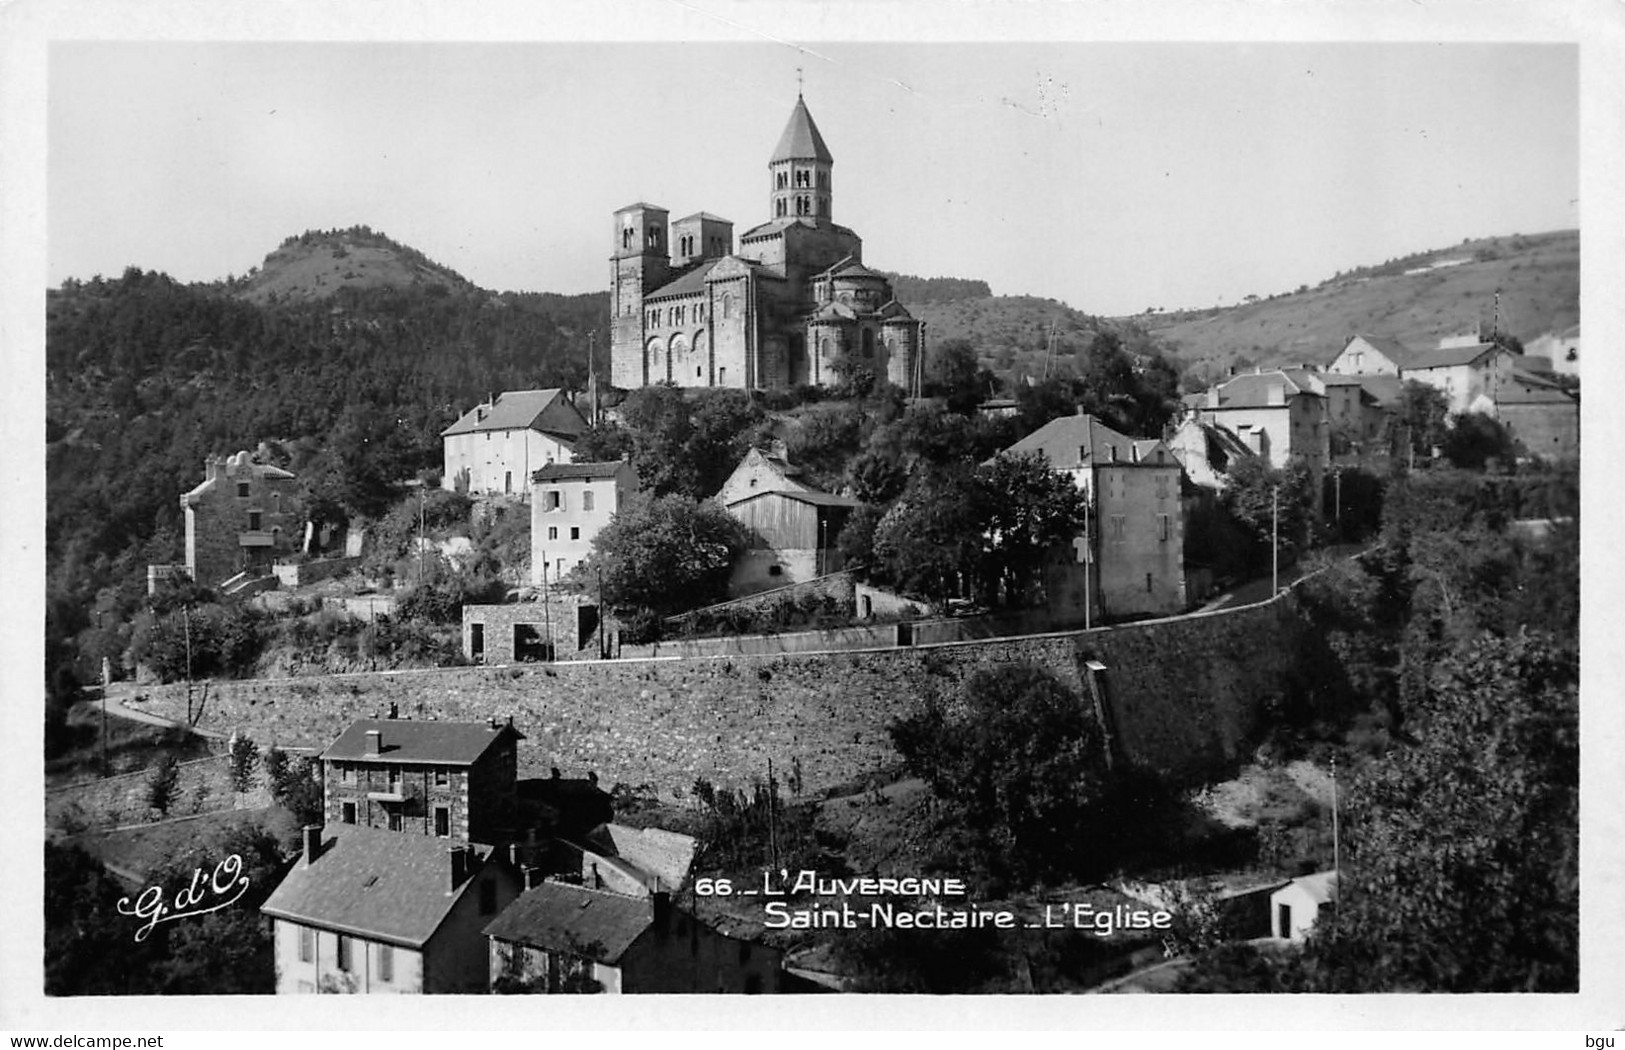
xmin=44 ymin=96 xmax=1579 ymax=996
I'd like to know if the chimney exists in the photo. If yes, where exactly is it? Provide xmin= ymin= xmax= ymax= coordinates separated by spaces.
xmin=366 ymin=729 xmax=382 ymax=755
xmin=303 ymin=824 xmax=323 ymax=867
xmin=521 ymin=865 xmax=543 ymax=891
xmin=1206 ymin=389 xmax=1220 ymax=409
xmin=448 ymin=845 xmax=469 ymax=891
xmin=652 ymin=890 xmax=672 ymax=932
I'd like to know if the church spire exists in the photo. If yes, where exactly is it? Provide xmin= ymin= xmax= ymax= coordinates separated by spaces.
xmin=768 ymin=94 xmax=833 ymax=223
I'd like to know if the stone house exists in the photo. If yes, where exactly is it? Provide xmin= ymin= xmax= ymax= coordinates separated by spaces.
xmin=440 ymin=388 xmax=588 ymax=497
xmin=461 ymin=593 xmax=604 ymax=665
xmin=1318 ymin=373 xmax=1403 ymax=456
xmin=1192 ymin=368 xmax=1330 ymax=517
xmin=261 ymin=823 xmax=521 ymax=994
xmin=1400 ymin=341 xmax=1517 ymax=416
xmin=1166 ymin=417 xmax=1256 ymax=491
xmin=320 ymin=716 xmax=523 ymax=846
xmin=725 ymin=488 xmax=861 ymax=597
xmin=610 ymin=94 xmax=925 ymax=393
xmin=999 ymin=413 xmax=1185 ymax=622
xmin=1325 ymin=333 xmax=1419 ymax=377
xmin=180 ymin=450 xmax=303 ymax=590
xmin=484 ymin=881 xmax=782 ymax=994
xmin=1526 ymin=323 xmax=1580 ymax=378
xmin=531 ymin=460 xmax=638 ymax=586
xmin=1496 ymin=372 xmax=1579 ymax=462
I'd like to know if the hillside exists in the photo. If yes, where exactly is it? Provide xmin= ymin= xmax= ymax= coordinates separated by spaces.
xmin=1133 ymin=229 xmax=1578 ymax=383
xmin=236 ymin=226 xmax=478 ymax=304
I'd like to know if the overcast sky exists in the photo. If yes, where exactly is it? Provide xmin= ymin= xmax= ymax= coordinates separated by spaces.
xmin=47 ymin=37 xmax=1578 ymax=317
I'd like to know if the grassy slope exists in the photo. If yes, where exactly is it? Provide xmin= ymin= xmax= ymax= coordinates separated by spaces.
xmin=1134 ymin=230 xmax=1579 ymax=381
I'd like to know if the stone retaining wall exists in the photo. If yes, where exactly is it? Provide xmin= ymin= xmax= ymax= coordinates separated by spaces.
xmin=127 ymin=588 xmax=1308 ymax=800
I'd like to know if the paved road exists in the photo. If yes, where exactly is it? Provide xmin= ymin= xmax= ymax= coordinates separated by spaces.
xmin=1196 ymin=544 xmax=1368 ymax=613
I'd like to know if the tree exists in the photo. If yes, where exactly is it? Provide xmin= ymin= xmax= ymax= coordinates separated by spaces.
xmin=889 ymin=663 xmax=1112 ymax=881
xmin=925 ymin=337 xmax=992 ymax=415
xmin=1301 ymin=631 xmax=1577 ymax=992
xmin=147 ymin=754 xmax=181 ymax=815
xmin=1441 ymin=411 xmax=1514 ymax=471
xmin=870 ymin=466 xmax=984 ymax=606
xmin=975 ymin=452 xmax=1089 ymax=607
xmin=581 ymin=493 xmax=749 ymax=616
xmin=1219 ymin=457 xmax=1314 ymax=576
xmin=1395 ymin=380 xmax=1449 ymax=459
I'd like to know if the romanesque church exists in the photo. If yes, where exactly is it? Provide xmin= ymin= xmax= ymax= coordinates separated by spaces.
xmin=609 ymin=94 xmax=926 ymax=392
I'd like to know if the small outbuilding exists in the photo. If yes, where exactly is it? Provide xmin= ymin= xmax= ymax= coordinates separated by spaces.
xmin=1269 ymin=870 xmax=1339 ymax=941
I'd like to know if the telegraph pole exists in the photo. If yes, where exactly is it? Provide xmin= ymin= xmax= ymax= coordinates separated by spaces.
xmin=417 ymin=484 xmax=426 ymax=583
xmin=1271 ymin=484 xmax=1280 ymax=594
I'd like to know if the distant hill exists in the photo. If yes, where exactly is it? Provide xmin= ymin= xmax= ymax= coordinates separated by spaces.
xmin=236 ymin=226 xmax=478 ymax=304
xmin=1131 ymin=229 xmax=1578 ymax=384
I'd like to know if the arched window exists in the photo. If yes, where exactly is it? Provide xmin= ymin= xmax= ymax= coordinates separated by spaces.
xmin=646 ymin=226 xmax=660 ymax=250
xmin=722 ymin=294 xmax=733 ymax=319
xmin=622 ymin=228 xmax=633 ymax=250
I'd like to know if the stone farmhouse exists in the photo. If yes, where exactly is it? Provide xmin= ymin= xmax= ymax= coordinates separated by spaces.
xmin=530 ymin=459 xmax=637 ymax=586
xmin=180 ymin=449 xmax=303 ymax=591
xmin=999 ymin=413 xmax=1185 ymax=622
xmin=609 ymin=94 xmax=926 ymax=392
xmin=440 ymin=388 xmax=588 ymax=497
xmin=320 ymin=715 xmax=524 ymax=845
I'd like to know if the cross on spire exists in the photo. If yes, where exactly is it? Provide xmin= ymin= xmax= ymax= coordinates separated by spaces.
xmin=796 ymin=65 xmax=803 ymax=96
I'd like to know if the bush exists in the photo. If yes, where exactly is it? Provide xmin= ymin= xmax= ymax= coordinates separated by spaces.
xmin=147 ymin=755 xmax=180 ymax=815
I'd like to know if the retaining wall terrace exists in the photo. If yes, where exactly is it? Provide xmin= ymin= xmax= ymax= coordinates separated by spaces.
xmin=130 ymin=590 xmax=1308 ymax=799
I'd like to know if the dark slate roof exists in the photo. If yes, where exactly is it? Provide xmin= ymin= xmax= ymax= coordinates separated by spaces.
xmin=322 ymin=718 xmax=524 ymax=766
xmin=1348 ymin=333 xmax=1419 ymax=368
xmin=1404 ymin=343 xmax=1503 ymax=370
xmin=441 ymin=389 xmax=586 ymax=439
xmin=482 ymin=881 xmax=654 ymax=963
xmin=1356 ymin=375 xmax=1405 ymax=406
xmin=999 ymin=413 xmax=1147 ymax=468
xmin=647 ymin=258 xmax=724 ymax=300
xmin=533 ymin=461 xmax=631 ymax=483
xmin=771 ymin=95 xmax=834 ymax=164
xmin=260 ymin=824 xmax=495 ymax=947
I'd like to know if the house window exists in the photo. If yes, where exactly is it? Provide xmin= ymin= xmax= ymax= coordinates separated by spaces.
xmin=434 ymin=806 xmax=450 ymax=838
xmin=248 ymin=511 xmax=262 ymax=531
xmin=341 ymin=802 xmax=356 ymax=825
xmin=388 ymin=766 xmax=402 ymax=793
xmin=387 ymin=809 xmax=402 ymax=832
xmin=505 ymin=471 xmax=513 ymax=494
xmin=546 ymin=490 xmax=561 ymax=511
xmin=336 ymin=935 xmax=353 ymax=972
xmin=237 ymin=482 xmax=250 ymax=498
xmin=583 ymin=491 xmax=595 ymax=512
xmin=298 ymin=926 xmax=314 ymax=963
xmin=570 ymin=527 xmax=580 ymax=541
xmin=1146 ymin=573 xmax=1154 ymax=593
xmin=378 ymin=945 xmax=393 ymax=983
xmin=1159 ymin=515 xmax=1171 ymax=542
xmin=340 ymin=764 xmax=354 ymax=784
xmin=768 ymin=565 xmax=783 ymax=577
xmin=480 ymin=880 xmax=498 ymax=916
xmin=556 ymin=559 xmax=566 ymax=576
xmin=548 ymin=526 xmax=558 ymax=541
xmin=434 ymin=768 xmax=448 ymax=787
xmin=1110 ymin=516 xmax=1126 ymax=541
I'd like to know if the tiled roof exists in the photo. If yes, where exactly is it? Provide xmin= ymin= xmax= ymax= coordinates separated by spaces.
xmin=829 ymin=261 xmax=888 ymax=281
xmin=999 ymin=414 xmax=1164 ymax=468
xmin=648 ymin=258 xmax=725 ymax=300
xmin=322 ymin=718 xmax=524 ymax=766
xmin=1210 ymin=370 xmax=1323 ymax=409
xmin=440 ymin=389 xmax=586 ymax=439
xmin=1404 ymin=343 xmax=1502 ymax=370
xmin=260 ymin=824 xmax=495 ymax=947
xmin=771 ymin=95 xmax=834 ymax=164
xmin=1356 ymin=375 xmax=1405 ymax=406
xmin=1348 ymin=333 xmax=1419 ymax=368
xmin=614 ymin=202 xmax=666 ymax=214
xmin=482 ymin=881 xmax=654 ymax=963
xmin=533 ymin=461 xmax=630 ymax=483
xmin=674 ymin=211 xmax=732 ymax=225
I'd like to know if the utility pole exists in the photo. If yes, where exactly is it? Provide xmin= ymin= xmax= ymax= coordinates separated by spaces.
xmin=542 ymin=558 xmax=552 ymax=662
xmin=183 ymin=603 xmax=194 ymax=726
xmin=1334 ymin=467 xmax=1342 ymax=535
xmin=767 ymin=757 xmax=779 ymax=873
xmin=596 ymin=566 xmax=606 ymax=659
xmin=1331 ymin=753 xmax=1341 ymax=880
xmin=1083 ymin=498 xmax=1092 ymax=630
xmin=1271 ymin=484 xmax=1280 ymax=594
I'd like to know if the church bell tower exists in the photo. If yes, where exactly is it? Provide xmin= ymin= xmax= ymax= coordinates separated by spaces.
xmin=768 ymin=94 xmax=833 ymax=224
